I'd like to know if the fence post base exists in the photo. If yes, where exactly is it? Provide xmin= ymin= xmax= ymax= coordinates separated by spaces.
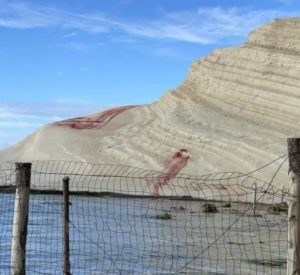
xmin=11 ymin=162 xmax=31 ymax=275
xmin=287 ymin=138 xmax=300 ymax=275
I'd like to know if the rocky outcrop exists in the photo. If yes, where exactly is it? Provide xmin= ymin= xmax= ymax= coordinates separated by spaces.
xmin=1 ymin=18 xmax=300 ymax=186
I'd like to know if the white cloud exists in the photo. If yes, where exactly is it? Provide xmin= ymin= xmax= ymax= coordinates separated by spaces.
xmin=276 ymin=0 xmax=294 ymax=5
xmin=0 ymin=2 xmax=111 ymax=32
xmin=0 ymin=121 xmax=42 ymax=128
xmin=0 ymin=131 xmax=21 ymax=148
xmin=0 ymin=101 xmax=105 ymax=149
xmin=0 ymin=101 xmax=103 ymax=119
xmin=63 ymin=32 xmax=78 ymax=38
xmin=62 ymin=41 xmax=91 ymax=51
xmin=0 ymin=2 xmax=297 ymax=44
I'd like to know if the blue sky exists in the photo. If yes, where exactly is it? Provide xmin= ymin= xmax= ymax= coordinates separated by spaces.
xmin=0 ymin=0 xmax=299 ymax=148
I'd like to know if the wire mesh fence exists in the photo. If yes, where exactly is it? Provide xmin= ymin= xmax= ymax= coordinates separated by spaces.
xmin=0 ymin=158 xmax=290 ymax=274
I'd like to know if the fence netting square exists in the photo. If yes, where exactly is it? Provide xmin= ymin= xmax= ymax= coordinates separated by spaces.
xmin=0 ymin=159 xmax=289 ymax=274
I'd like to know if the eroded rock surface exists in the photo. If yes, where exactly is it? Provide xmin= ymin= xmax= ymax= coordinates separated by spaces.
xmin=2 ymin=18 xmax=300 ymax=185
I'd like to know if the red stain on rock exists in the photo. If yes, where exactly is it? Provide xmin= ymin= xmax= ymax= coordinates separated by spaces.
xmin=53 ymin=105 xmax=137 ymax=130
xmin=150 ymin=149 xmax=191 ymax=196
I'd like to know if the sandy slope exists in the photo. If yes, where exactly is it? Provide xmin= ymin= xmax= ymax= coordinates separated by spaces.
xmin=1 ymin=18 xmax=300 ymax=186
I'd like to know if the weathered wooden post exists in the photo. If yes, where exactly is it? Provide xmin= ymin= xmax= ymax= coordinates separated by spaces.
xmin=63 ymin=176 xmax=71 ymax=275
xmin=287 ymin=138 xmax=300 ymax=275
xmin=11 ymin=162 xmax=32 ymax=275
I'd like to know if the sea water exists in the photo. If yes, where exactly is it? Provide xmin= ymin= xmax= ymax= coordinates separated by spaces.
xmin=0 ymin=194 xmax=287 ymax=274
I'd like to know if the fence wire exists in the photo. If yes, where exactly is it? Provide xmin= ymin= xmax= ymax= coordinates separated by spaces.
xmin=0 ymin=157 xmax=290 ymax=274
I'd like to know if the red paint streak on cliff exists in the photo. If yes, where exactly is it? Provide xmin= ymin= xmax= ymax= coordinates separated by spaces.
xmin=53 ymin=105 xmax=138 ymax=130
xmin=150 ymin=149 xmax=191 ymax=196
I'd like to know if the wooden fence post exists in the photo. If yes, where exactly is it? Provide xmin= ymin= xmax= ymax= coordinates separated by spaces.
xmin=287 ymin=138 xmax=300 ymax=275
xmin=63 ymin=176 xmax=71 ymax=275
xmin=11 ymin=162 xmax=32 ymax=275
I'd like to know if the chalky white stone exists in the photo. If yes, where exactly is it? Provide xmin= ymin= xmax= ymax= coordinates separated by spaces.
xmin=1 ymin=18 xmax=300 ymax=186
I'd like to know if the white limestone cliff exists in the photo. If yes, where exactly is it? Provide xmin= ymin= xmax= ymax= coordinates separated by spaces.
xmin=2 ymin=18 xmax=300 ymax=187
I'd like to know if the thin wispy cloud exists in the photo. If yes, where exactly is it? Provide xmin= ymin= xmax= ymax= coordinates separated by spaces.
xmin=63 ymin=32 xmax=78 ymax=38
xmin=0 ymin=101 xmax=103 ymax=132
xmin=0 ymin=2 xmax=111 ymax=32
xmin=0 ymin=105 xmax=52 ymax=149
xmin=276 ymin=0 xmax=294 ymax=5
xmin=0 ymin=101 xmax=102 ymax=119
xmin=0 ymin=2 xmax=297 ymax=44
xmin=62 ymin=41 xmax=92 ymax=51
xmin=0 ymin=107 xmax=57 ymax=132
xmin=0 ymin=101 xmax=105 ymax=149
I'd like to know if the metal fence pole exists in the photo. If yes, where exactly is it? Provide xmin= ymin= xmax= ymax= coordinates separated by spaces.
xmin=11 ymin=162 xmax=32 ymax=275
xmin=287 ymin=138 xmax=300 ymax=275
xmin=63 ymin=176 xmax=71 ymax=275
xmin=281 ymin=187 xmax=285 ymax=204
xmin=252 ymin=182 xmax=257 ymax=215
